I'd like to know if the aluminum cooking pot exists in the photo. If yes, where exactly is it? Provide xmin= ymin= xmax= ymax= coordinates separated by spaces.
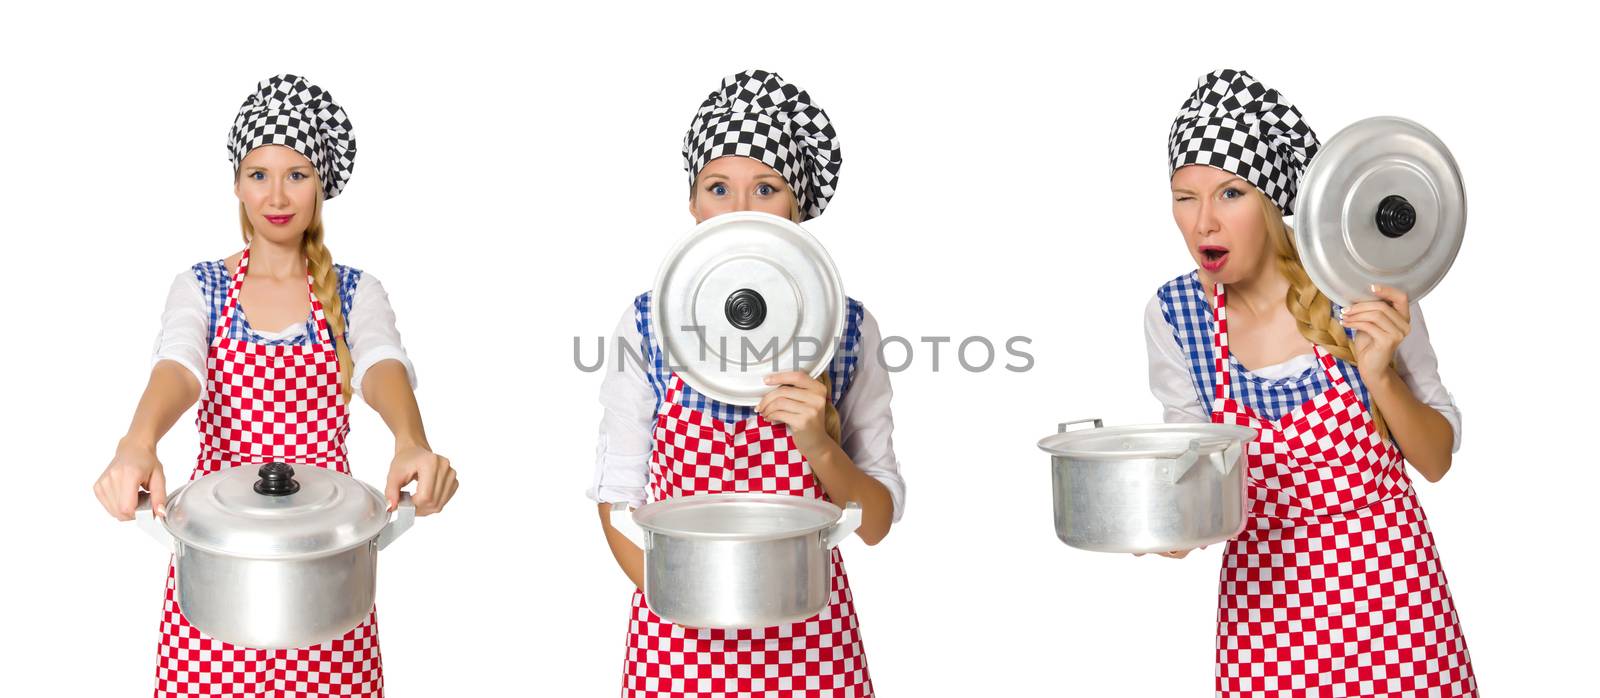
xmin=133 ymin=462 xmax=416 ymax=649
xmin=1037 ymin=419 xmax=1256 ymax=554
xmin=611 ymin=493 xmax=860 ymax=629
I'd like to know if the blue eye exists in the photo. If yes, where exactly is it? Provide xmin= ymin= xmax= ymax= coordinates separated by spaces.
xmin=709 ymin=183 xmax=728 ymax=196
xmin=1222 ymin=187 xmax=1243 ymax=199
xmin=756 ymin=183 xmax=775 ymax=196
xmin=250 ymin=171 xmax=265 ymax=181
xmin=290 ymin=171 xmax=307 ymax=181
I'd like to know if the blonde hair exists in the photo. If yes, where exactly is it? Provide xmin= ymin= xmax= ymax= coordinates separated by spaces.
xmin=1260 ymin=192 xmax=1390 ymax=442
xmin=238 ymin=192 xmax=354 ymax=401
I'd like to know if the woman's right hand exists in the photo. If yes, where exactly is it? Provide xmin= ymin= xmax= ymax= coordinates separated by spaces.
xmin=93 ymin=437 xmax=168 ymax=521
xmin=1133 ymin=547 xmax=1203 ymax=559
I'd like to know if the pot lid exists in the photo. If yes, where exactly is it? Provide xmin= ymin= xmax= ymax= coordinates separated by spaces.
xmin=633 ymin=493 xmax=842 ymax=541
xmin=651 ymin=211 xmax=846 ymax=406
xmin=163 ymin=463 xmax=391 ymax=558
xmin=1038 ymin=422 xmax=1256 ymax=459
xmin=1295 ymin=116 xmax=1466 ymax=308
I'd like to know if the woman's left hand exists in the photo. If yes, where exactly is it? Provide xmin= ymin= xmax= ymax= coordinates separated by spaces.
xmin=386 ymin=445 xmax=458 ymax=516
xmin=1340 ymin=284 xmax=1411 ymax=379
xmin=757 ymin=371 xmax=830 ymax=453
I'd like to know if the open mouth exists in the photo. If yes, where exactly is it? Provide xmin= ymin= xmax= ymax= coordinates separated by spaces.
xmin=1199 ymin=246 xmax=1229 ymax=271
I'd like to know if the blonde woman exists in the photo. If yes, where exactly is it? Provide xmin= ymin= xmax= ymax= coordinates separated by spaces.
xmin=590 ymin=69 xmax=903 ymax=697
xmin=91 ymin=74 xmax=457 ymax=697
xmin=1146 ymin=69 xmax=1477 ymax=696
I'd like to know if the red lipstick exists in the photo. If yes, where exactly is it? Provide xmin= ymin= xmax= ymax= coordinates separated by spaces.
xmin=263 ymin=214 xmax=295 ymax=226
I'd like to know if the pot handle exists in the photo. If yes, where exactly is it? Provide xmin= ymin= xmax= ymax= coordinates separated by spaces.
xmin=134 ymin=492 xmax=174 ymax=551
xmin=609 ymin=502 xmax=649 ymax=550
xmin=1216 ymin=440 xmax=1244 ymax=476
xmin=1171 ymin=438 xmax=1240 ymax=483
xmin=1057 ymin=418 xmax=1104 ymax=433
xmin=375 ymin=492 xmax=415 ymax=551
xmin=823 ymin=502 xmax=862 ymax=549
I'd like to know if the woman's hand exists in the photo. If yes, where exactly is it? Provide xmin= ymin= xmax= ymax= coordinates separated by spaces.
xmin=386 ymin=445 xmax=457 ymax=516
xmin=1134 ymin=546 xmax=1204 ymax=559
xmin=757 ymin=371 xmax=831 ymax=453
xmin=93 ymin=437 xmax=168 ymax=520
xmin=1340 ymin=284 xmax=1411 ymax=380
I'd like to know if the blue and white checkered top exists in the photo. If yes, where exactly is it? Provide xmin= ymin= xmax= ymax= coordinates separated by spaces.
xmin=633 ymin=290 xmax=866 ymax=423
xmin=193 ymin=260 xmax=362 ymax=346
xmin=1156 ymin=271 xmax=1372 ymax=421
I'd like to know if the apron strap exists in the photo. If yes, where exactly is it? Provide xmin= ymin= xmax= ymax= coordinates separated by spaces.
xmin=1210 ymin=281 xmax=1233 ymax=403
xmin=212 ymin=248 xmax=338 ymax=348
xmin=213 ymin=249 xmax=251 ymax=342
xmin=1314 ymin=344 xmax=1353 ymax=390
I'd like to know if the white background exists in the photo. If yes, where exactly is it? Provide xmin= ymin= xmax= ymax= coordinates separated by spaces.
xmin=3 ymin=2 xmax=1595 ymax=695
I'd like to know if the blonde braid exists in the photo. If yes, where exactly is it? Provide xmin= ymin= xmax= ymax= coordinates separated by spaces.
xmin=1262 ymin=193 xmax=1390 ymax=442
xmin=238 ymin=193 xmax=354 ymax=400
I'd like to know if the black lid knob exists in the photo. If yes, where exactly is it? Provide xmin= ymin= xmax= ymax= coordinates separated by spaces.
xmin=724 ymin=288 xmax=767 ymax=330
xmin=254 ymin=462 xmax=300 ymax=496
xmin=1375 ymin=195 xmax=1417 ymax=238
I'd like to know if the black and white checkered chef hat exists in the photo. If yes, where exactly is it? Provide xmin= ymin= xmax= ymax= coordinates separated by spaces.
xmin=1168 ymin=69 xmax=1318 ymax=215
xmin=683 ymin=69 xmax=841 ymax=221
xmin=227 ymin=74 xmax=356 ymax=200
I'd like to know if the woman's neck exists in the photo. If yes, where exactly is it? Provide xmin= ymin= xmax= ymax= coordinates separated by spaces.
xmin=1204 ymin=259 xmax=1288 ymax=319
xmin=246 ymin=237 xmax=306 ymax=280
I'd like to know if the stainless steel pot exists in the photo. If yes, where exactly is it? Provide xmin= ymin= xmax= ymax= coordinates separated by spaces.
xmin=611 ymin=493 xmax=860 ymax=629
xmin=1037 ymin=419 xmax=1256 ymax=553
xmin=133 ymin=462 xmax=416 ymax=649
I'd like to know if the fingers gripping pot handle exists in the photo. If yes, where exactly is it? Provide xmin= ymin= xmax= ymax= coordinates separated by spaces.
xmin=375 ymin=492 xmax=415 ymax=551
xmin=823 ymin=502 xmax=862 ymax=549
xmin=135 ymin=492 xmax=175 ymax=551
xmin=610 ymin=502 xmax=650 ymax=550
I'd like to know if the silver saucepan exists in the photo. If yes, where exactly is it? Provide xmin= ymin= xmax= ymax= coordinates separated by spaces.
xmin=1037 ymin=419 xmax=1255 ymax=553
xmin=133 ymin=462 xmax=415 ymax=649
xmin=611 ymin=493 xmax=860 ymax=629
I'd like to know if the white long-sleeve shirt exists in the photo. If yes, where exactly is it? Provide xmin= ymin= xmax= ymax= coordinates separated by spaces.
xmin=588 ymin=302 xmax=906 ymax=521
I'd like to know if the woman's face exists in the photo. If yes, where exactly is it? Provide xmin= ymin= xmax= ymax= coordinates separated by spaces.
xmin=1170 ymin=164 xmax=1271 ymax=286
xmin=690 ymin=156 xmax=798 ymax=223
xmin=235 ymin=145 xmax=320 ymax=244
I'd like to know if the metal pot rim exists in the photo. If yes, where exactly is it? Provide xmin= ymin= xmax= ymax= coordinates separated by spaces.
xmin=155 ymin=495 xmax=383 ymax=561
xmin=633 ymin=493 xmax=843 ymax=542
xmin=1037 ymin=423 xmax=1256 ymax=460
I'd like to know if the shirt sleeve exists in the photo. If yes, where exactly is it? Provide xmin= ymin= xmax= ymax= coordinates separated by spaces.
xmin=587 ymin=303 xmax=657 ymax=508
xmin=1392 ymin=303 xmax=1463 ymax=453
xmin=346 ymin=272 xmax=418 ymax=397
xmin=1144 ymin=294 xmax=1210 ymax=424
xmin=836 ymin=307 xmax=906 ymax=522
xmin=150 ymin=270 xmax=209 ymax=386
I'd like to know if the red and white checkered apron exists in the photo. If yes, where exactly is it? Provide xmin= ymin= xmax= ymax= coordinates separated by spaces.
xmin=153 ymin=249 xmax=383 ymax=698
xmin=620 ymin=373 xmax=873 ymax=697
xmin=1208 ymin=282 xmax=1476 ymax=697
